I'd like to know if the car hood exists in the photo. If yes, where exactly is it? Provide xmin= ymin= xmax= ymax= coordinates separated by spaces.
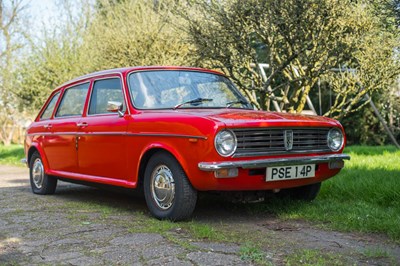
xmin=178 ymin=109 xmax=341 ymax=128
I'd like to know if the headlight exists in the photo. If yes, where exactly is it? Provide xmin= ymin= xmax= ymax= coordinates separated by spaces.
xmin=215 ymin=130 xmax=237 ymax=157
xmin=327 ymin=128 xmax=344 ymax=151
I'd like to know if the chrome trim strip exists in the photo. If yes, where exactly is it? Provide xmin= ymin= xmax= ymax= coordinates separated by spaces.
xmin=27 ymin=133 xmax=75 ymax=136
xmin=232 ymin=127 xmax=334 ymax=157
xmin=233 ymin=149 xmax=332 ymax=158
xmin=26 ymin=132 xmax=207 ymax=139
xmin=198 ymin=154 xmax=350 ymax=171
xmin=127 ymin=133 xmax=207 ymax=139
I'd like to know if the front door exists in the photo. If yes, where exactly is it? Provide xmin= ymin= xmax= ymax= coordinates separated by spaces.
xmin=77 ymin=77 xmax=129 ymax=180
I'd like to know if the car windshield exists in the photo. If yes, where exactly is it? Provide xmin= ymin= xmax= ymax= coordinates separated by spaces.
xmin=128 ymin=70 xmax=252 ymax=110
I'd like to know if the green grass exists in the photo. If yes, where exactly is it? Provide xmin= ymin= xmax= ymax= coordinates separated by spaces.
xmin=362 ymin=247 xmax=391 ymax=259
xmin=129 ymin=215 xmax=230 ymax=241
xmin=249 ymin=145 xmax=400 ymax=241
xmin=239 ymin=243 xmax=271 ymax=265
xmin=0 ymin=144 xmax=24 ymax=166
xmin=285 ymin=249 xmax=345 ymax=266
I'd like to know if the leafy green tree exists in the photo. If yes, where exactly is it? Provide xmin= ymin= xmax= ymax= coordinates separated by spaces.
xmin=82 ymin=0 xmax=194 ymax=70
xmin=0 ymin=0 xmax=29 ymax=145
xmin=179 ymin=0 xmax=400 ymax=119
xmin=16 ymin=35 xmax=88 ymax=110
xmin=17 ymin=0 xmax=195 ymax=111
xmin=16 ymin=0 xmax=90 ymax=111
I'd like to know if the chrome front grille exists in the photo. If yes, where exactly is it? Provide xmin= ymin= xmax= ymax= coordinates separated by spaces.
xmin=233 ymin=128 xmax=331 ymax=157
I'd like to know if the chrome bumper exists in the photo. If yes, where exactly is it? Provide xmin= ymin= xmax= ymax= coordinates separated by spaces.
xmin=198 ymin=154 xmax=350 ymax=171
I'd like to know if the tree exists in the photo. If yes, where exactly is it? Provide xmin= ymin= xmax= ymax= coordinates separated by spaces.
xmin=16 ymin=0 xmax=93 ymax=111
xmin=17 ymin=0 xmax=195 ymax=111
xmin=0 ymin=0 xmax=29 ymax=145
xmin=179 ymin=0 xmax=400 ymax=118
xmin=323 ymin=1 xmax=400 ymax=119
xmin=82 ymin=0 xmax=194 ymax=70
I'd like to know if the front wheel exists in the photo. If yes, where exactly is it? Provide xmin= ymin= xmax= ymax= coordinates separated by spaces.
xmin=143 ymin=152 xmax=197 ymax=221
xmin=29 ymin=151 xmax=57 ymax=195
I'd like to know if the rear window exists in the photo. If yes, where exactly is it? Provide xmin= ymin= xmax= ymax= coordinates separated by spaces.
xmin=40 ymin=91 xmax=60 ymax=120
xmin=55 ymin=83 xmax=90 ymax=118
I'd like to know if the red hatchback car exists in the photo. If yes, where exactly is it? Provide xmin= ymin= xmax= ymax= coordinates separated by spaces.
xmin=24 ymin=66 xmax=350 ymax=220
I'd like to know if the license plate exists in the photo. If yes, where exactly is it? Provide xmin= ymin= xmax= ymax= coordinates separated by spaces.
xmin=266 ymin=164 xmax=315 ymax=182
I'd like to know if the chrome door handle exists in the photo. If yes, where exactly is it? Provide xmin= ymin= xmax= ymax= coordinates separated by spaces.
xmin=76 ymin=122 xmax=88 ymax=127
xmin=43 ymin=124 xmax=52 ymax=129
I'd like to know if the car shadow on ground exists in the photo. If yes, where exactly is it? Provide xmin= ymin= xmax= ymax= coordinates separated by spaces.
xmin=51 ymin=181 xmax=275 ymax=223
xmin=53 ymin=181 xmax=149 ymax=213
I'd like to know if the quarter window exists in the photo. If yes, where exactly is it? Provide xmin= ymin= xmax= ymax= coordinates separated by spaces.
xmin=88 ymin=78 xmax=125 ymax=115
xmin=56 ymin=83 xmax=89 ymax=117
xmin=40 ymin=91 xmax=60 ymax=120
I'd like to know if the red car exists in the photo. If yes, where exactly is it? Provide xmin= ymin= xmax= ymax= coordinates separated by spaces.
xmin=23 ymin=66 xmax=350 ymax=220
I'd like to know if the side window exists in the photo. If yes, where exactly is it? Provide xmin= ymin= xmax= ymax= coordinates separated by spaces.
xmin=88 ymin=78 xmax=125 ymax=115
xmin=55 ymin=83 xmax=89 ymax=117
xmin=40 ymin=91 xmax=60 ymax=120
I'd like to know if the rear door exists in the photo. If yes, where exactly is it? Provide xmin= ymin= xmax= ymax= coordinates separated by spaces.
xmin=47 ymin=82 xmax=90 ymax=173
xmin=33 ymin=90 xmax=61 ymax=168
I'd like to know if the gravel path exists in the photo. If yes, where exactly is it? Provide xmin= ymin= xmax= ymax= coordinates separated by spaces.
xmin=0 ymin=165 xmax=399 ymax=265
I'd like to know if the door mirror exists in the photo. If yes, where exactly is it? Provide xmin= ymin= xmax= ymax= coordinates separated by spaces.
xmin=107 ymin=101 xmax=124 ymax=117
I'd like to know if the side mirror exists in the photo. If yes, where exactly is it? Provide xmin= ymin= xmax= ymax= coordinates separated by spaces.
xmin=107 ymin=101 xmax=124 ymax=117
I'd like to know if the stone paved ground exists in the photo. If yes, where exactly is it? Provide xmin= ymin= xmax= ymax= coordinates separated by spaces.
xmin=0 ymin=165 xmax=399 ymax=265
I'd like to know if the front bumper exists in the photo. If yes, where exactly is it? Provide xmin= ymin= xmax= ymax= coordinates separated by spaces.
xmin=198 ymin=154 xmax=350 ymax=171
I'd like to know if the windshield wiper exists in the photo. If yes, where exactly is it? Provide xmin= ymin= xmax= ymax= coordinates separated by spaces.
xmin=173 ymin=98 xmax=213 ymax=109
xmin=226 ymin=100 xmax=248 ymax=108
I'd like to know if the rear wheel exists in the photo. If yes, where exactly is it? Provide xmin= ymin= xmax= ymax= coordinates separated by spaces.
xmin=277 ymin=182 xmax=321 ymax=201
xmin=144 ymin=151 xmax=197 ymax=221
xmin=29 ymin=151 xmax=57 ymax=195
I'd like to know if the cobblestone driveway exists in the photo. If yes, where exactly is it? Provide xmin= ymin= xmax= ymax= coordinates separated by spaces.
xmin=0 ymin=165 xmax=399 ymax=265
xmin=0 ymin=166 xmax=248 ymax=265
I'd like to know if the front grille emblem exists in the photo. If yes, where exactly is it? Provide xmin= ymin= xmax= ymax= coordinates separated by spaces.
xmin=284 ymin=130 xmax=293 ymax=151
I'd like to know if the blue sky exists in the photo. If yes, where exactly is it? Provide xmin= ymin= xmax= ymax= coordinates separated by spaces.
xmin=26 ymin=0 xmax=57 ymax=29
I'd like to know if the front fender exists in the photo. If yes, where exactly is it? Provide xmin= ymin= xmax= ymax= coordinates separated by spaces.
xmin=134 ymin=137 xmax=211 ymax=188
xmin=139 ymin=141 xmax=191 ymax=174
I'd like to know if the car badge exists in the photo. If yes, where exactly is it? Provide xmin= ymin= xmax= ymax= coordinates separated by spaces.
xmin=284 ymin=130 xmax=293 ymax=151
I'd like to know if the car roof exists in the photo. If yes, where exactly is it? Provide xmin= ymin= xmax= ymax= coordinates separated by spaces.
xmin=57 ymin=66 xmax=224 ymax=89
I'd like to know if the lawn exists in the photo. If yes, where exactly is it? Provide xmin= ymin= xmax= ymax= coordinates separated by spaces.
xmin=0 ymin=144 xmax=25 ymax=166
xmin=0 ymin=144 xmax=399 ymax=241
xmin=252 ymin=145 xmax=400 ymax=241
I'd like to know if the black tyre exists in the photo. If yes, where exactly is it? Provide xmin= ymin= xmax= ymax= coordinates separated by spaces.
xmin=29 ymin=151 xmax=57 ymax=195
xmin=143 ymin=151 xmax=197 ymax=221
xmin=277 ymin=182 xmax=321 ymax=201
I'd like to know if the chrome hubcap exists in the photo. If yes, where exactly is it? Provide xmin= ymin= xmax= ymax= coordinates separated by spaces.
xmin=32 ymin=158 xmax=44 ymax=189
xmin=150 ymin=165 xmax=175 ymax=210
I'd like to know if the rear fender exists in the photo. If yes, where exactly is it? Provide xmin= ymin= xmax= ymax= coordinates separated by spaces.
xmin=27 ymin=143 xmax=50 ymax=173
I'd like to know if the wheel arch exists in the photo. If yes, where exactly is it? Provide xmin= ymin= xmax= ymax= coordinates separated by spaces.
xmin=27 ymin=144 xmax=50 ymax=172
xmin=136 ymin=143 xmax=190 ymax=190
